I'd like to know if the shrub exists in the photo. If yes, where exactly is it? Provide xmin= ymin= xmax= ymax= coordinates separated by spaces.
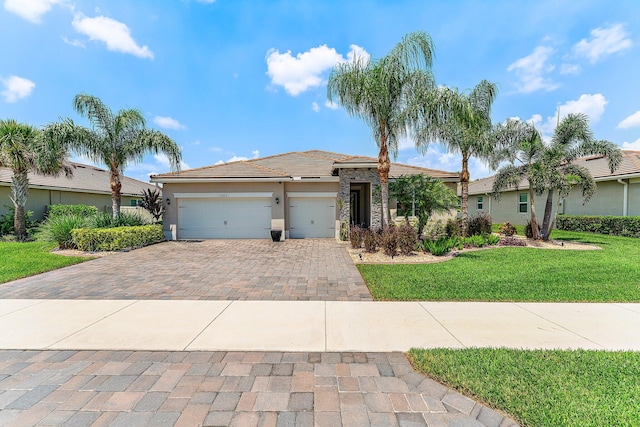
xmin=72 ymin=224 xmax=164 ymax=251
xmin=0 ymin=207 xmax=37 ymax=236
xmin=363 ymin=228 xmax=378 ymax=253
xmin=339 ymin=220 xmax=349 ymax=241
xmin=38 ymin=214 xmax=89 ymax=249
xmin=556 ymin=214 xmax=640 ymax=237
xmin=397 ymin=219 xmax=418 ymax=255
xmin=380 ymin=225 xmax=398 ymax=256
xmin=423 ymin=237 xmax=455 ymax=256
xmin=139 ymin=189 xmax=164 ymax=221
xmin=463 ymin=234 xmax=487 ymax=248
xmin=467 ymin=212 xmax=492 ymax=236
xmin=90 ymin=211 xmax=147 ymax=228
xmin=349 ymin=225 xmax=364 ymax=249
xmin=48 ymin=204 xmax=98 ymax=218
xmin=498 ymin=221 xmax=517 ymax=236
xmin=445 ymin=218 xmax=461 ymax=238
xmin=525 ymin=221 xmax=535 ymax=239
xmin=424 ymin=219 xmax=446 ymax=240
xmin=500 ymin=236 xmax=527 ymax=246
xmin=487 ymin=233 xmax=501 ymax=246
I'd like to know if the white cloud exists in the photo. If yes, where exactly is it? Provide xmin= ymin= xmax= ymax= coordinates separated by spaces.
xmin=622 ymin=138 xmax=640 ymax=151
xmin=324 ymin=100 xmax=339 ymax=110
xmin=153 ymin=116 xmax=186 ymax=130
xmin=507 ymin=46 xmax=559 ymax=93
xmin=72 ymin=13 xmax=154 ymax=59
xmin=251 ymin=150 xmax=260 ymax=158
xmin=529 ymin=94 xmax=608 ymax=141
xmin=311 ymin=102 xmax=320 ymax=112
xmin=3 ymin=0 xmax=62 ymax=23
xmin=214 ymin=150 xmax=260 ymax=165
xmin=265 ymin=44 xmax=369 ymax=96
xmin=1 ymin=75 xmax=35 ymax=102
xmin=573 ymin=23 xmax=632 ymax=63
xmin=62 ymin=37 xmax=85 ymax=48
xmin=197 ymin=0 xmax=216 ymax=3
xmin=617 ymin=111 xmax=640 ymax=129
xmin=560 ymin=63 xmax=580 ymax=75
xmin=153 ymin=153 xmax=190 ymax=170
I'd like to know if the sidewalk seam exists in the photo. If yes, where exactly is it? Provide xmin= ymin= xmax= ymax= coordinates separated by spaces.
xmin=182 ymin=300 xmax=233 ymax=351
xmin=0 ymin=299 xmax=48 ymax=318
xmin=418 ymin=302 xmax=466 ymax=348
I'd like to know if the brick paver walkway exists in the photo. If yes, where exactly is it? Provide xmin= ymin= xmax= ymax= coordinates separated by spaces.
xmin=0 ymin=239 xmax=372 ymax=301
xmin=0 ymin=350 xmax=516 ymax=426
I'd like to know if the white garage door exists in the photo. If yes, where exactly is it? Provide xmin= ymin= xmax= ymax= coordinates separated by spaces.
xmin=178 ymin=197 xmax=272 ymax=239
xmin=289 ymin=197 xmax=336 ymax=238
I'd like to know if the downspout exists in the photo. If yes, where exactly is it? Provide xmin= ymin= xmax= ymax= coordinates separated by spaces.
xmin=617 ymin=179 xmax=628 ymax=217
xmin=484 ymin=193 xmax=491 ymax=217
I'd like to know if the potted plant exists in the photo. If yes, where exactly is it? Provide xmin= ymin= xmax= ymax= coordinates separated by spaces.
xmin=270 ymin=229 xmax=282 ymax=242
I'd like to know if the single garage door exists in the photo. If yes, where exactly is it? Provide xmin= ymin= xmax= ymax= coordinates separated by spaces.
xmin=289 ymin=197 xmax=336 ymax=238
xmin=178 ymin=197 xmax=272 ymax=239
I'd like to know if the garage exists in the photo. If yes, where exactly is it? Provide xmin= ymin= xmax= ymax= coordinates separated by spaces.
xmin=177 ymin=193 xmax=272 ymax=239
xmin=288 ymin=193 xmax=336 ymax=238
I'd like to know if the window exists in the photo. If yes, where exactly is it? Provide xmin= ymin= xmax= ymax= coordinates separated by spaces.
xmin=477 ymin=196 xmax=483 ymax=210
xmin=130 ymin=200 xmax=139 ymax=207
xmin=518 ymin=193 xmax=528 ymax=213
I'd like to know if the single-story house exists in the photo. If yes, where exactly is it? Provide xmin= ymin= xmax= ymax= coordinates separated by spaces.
xmin=0 ymin=162 xmax=159 ymax=220
xmin=150 ymin=150 xmax=458 ymax=240
xmin=466 ymin=150 xmax=640 ymax=225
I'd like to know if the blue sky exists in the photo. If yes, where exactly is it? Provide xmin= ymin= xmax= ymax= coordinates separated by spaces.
xmin=2 ymin=0 xmax=640 ymax=183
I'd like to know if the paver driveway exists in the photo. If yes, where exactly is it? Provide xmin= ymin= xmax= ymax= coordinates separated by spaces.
xmin=0 ymin=239 xmax=372 ymax=301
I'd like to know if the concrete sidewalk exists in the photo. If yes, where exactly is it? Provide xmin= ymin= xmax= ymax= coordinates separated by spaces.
xmin=1 ymin=300 xmax=638 ymax=352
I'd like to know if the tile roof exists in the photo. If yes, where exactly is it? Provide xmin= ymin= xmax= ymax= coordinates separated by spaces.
xmin=0 ymin=162 xmax=158 ymax=196
xmin=467 ymin=150 xmax=640 ymax=195
xmin=151 ymin=150 xmax=458 ymax=181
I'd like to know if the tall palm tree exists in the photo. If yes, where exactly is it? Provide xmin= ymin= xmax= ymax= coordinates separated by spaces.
xmin=0 ymin=119 xmax=72 ymax=239
xmin=44 ymin=94 xmax=182 ymax=218
xmin=327 ymin=31 xmax=436 ymax=226
xmin=538 ymin=113 xmax=621 ymax=239
xmin=416 ymin=80 xmax=498 ymax=236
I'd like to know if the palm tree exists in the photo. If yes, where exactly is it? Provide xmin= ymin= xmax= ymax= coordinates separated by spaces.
xmin=538 ymin=113 xmax=621 ymax=239
xmin=0 ymin=119 xmax=72 ymax=239
xmin=43 ymin=94 xmax=182 ymax=218
xmin=327 ymin=31 xmax=436 ymax=226
xmin=416 ymin=80 xmax=498 ymax=236
xmin=491 ymin=119 xmax=546 ymax=239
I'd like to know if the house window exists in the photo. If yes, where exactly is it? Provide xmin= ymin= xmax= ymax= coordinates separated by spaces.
xmin=477 ymin=196 xmax=483 ymax=210
xmin=518 ymin=193 xmax=528 ymax=213
xmin=130 ymin=200 xmax=139 ymax=207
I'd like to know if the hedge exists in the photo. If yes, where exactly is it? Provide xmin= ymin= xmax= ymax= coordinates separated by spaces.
xmin=556 ymin=214 xmax=640 ymax=237
xmin=48 ymin=204 xmax=98 ymax=218
xmin=71 ymin=224 xmax=165 ymax=251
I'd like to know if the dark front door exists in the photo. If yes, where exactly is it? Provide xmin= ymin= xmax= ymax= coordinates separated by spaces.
xmin=350 ymin=190 xmax=360 ymax=226
xmin=350 ymin=183 xmax=371 ymax=228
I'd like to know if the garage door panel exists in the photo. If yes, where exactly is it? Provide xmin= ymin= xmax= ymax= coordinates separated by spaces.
xmin=178 ymin=198 xmax=271 ymax=239
xmin=289 ymin=197 xmax=336 ymax=238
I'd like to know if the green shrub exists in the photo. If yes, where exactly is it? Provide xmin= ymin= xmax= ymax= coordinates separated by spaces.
xmin=556 ymin=214 xmax=640 ymax=237
xmin=463 ymin=234 xmax=487 ymax=248
xmin=38 ymin=214 xmax=90 ymax=249
xmin=72 ymin=224 xmax=164 ymax=251
xmin=380 ymin=225 xmax=398 ymax=256
xmin=349 ymin=225 xmax=364 ymax=249
xmin=423 ymin=237 xmax=455 ymax=256
xmin=487 ymin=233 xmax=501 ymax=246
xmin=498 ymin=221 xmax=517 ymax=236
xmin=48 ymin=204 xmax=98 ymax=218
xmin=467 ymin=212 xmax=492 ymax=236
xmin=424 ymin=219 xmax=446 ymax=240
xmin=397 ymin=219 xmax=418 ymax=255
xmin=445 ymin=218 xmax=461 ymax=237
xmin=363 ymin=228 xmax=377 ymax=253
xmin=0 ymin=207 xmax=38 ymax=236
xmin=90 ymin=211 xmax=147 ymax=228
xmin=339 ymin=220 xmax=349 ymax=241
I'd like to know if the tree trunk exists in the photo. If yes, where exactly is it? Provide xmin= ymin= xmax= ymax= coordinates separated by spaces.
xmin=540 ymin=188 xmax=554 ymax=240
xmin=529 ymin=188 xmax=540 ymax=240
xmin=10 ymin=171 xmax=29 ymax=240
xmin=378 ymin=122 xmax=391 ymax=227
xmin=460 ymin=154 xmax=470 ymax=237
xmin=110 ymin=170 xmax=122 ymax=219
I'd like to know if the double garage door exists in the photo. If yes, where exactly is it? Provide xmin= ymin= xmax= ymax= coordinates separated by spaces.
xmin=176 ymin=194 xmax=336 ymax=239
xmin=178 ymin=197 xmax=272 ymax=239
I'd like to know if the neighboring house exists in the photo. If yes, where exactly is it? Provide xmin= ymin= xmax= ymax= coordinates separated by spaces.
xmin=150 ymin=150 xmax=458 ymax=240
xmin=466 ymin=150 xmax=640 ymax=225
xmin=0 ymin=162 xmax=159 ymax=220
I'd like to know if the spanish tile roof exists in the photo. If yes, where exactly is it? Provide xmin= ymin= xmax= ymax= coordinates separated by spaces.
xmin=0 ymin=163 xmax=158 ymax=196
xmin=151 ymin=150 xmax=458 ymax=181
xmin=467 ymin=150 xmax=640 ymax=195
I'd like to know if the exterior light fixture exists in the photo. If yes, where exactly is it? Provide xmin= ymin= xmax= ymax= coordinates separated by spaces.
xmin=166 ymin=198 xmax=171 ymax=205
xmin=275 ymin=197 xmax=280 ymax=205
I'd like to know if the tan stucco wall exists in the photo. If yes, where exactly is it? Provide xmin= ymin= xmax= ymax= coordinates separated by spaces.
xmin=468 ymin=191 xmax=536 ymax=226
xmin=0 ymin=185 xmax=139 ymax=221
xmin=629 ymin=181 xmax=640 ymax=216
xmin=563 ymin=180 xmax=624 ymax=216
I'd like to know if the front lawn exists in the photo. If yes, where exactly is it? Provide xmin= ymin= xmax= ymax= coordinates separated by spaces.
xmin=0 ymin=241 xmax=88 ymax=284
xmin=409 ymin=348 xmax=640 ymax=427
xmin=359 ymin=230 xmax=640 ymax=302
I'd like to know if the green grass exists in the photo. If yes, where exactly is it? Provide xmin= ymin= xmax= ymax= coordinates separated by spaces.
xmin=0 ymin=241 xmax=88 ymax=284
xmin=409 ymin=348 xmax=640 ymax=427
xmin=359 ymin=230 xmax=640 ymax=301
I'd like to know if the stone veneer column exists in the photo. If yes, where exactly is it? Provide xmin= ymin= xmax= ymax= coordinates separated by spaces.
xmin=338 ymin=168 xmax=383 ymax=229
